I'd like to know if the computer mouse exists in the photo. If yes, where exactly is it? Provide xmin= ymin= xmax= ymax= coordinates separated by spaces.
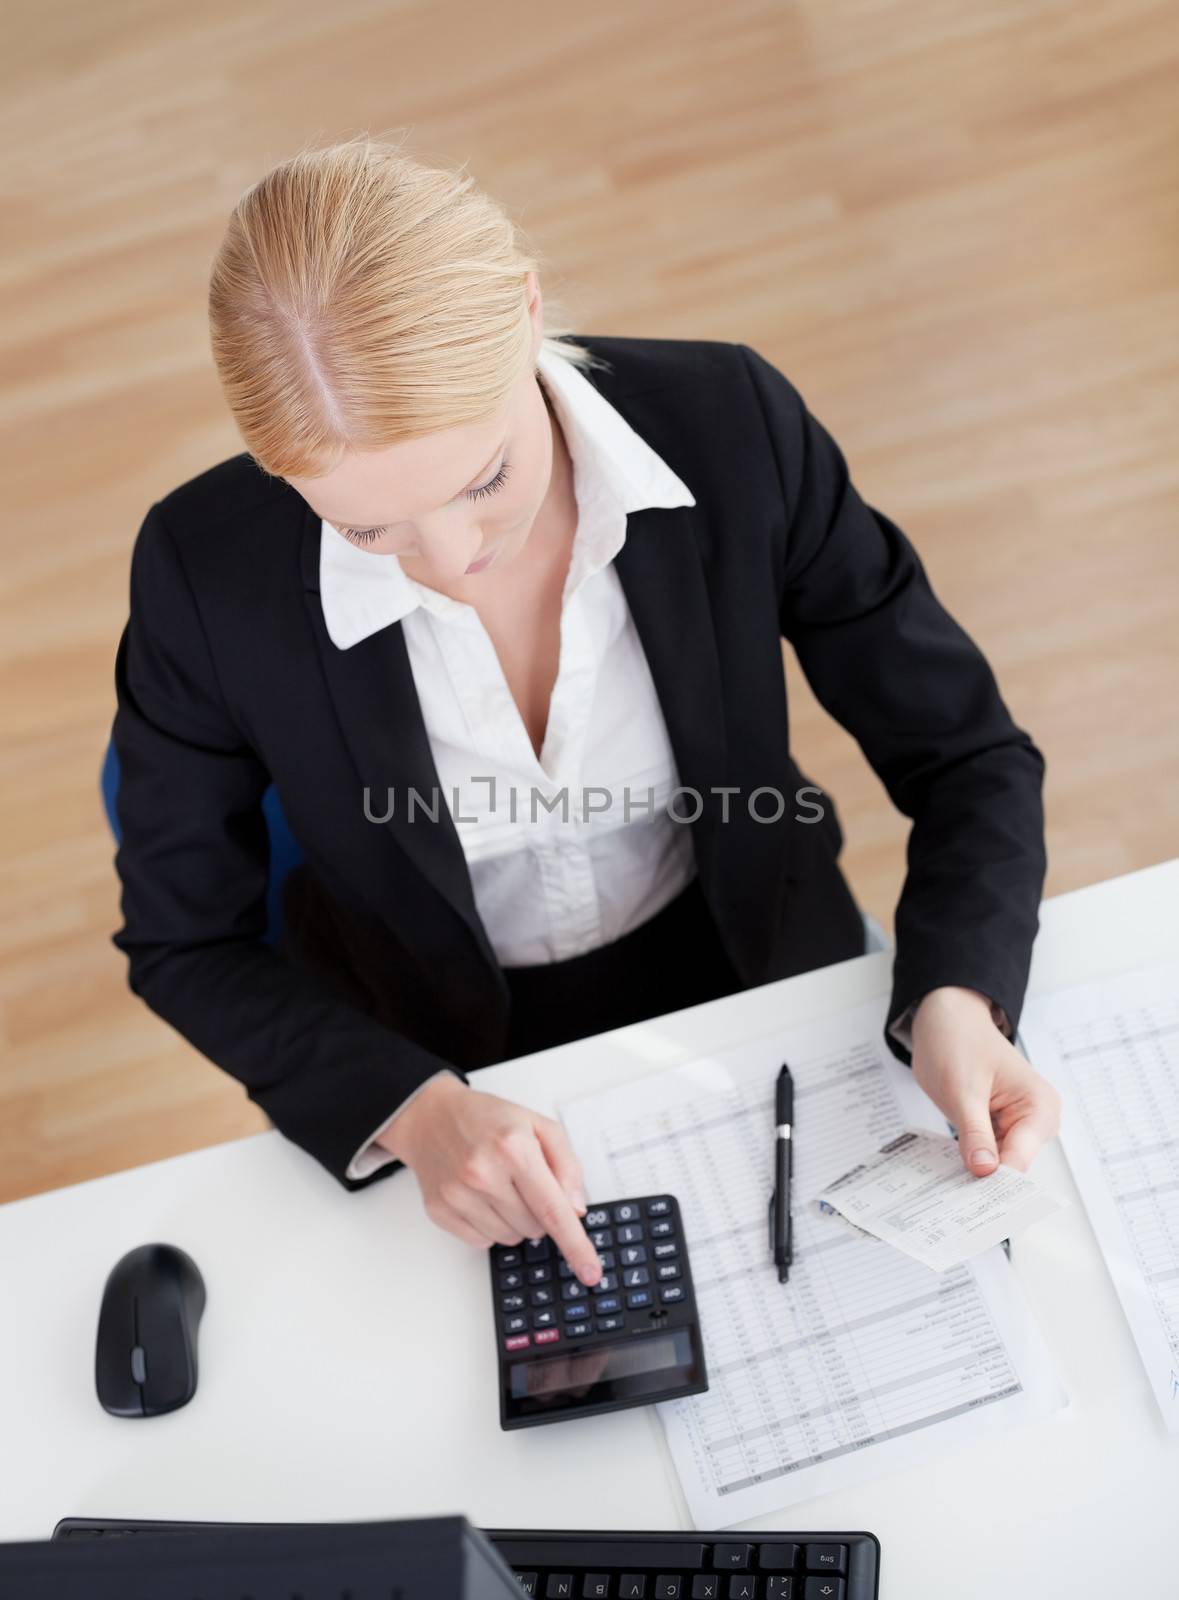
xmin=95 ymin=1242 xmax=206 ymax=1418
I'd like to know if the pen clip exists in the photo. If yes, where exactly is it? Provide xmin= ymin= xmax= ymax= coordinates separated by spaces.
xmin=767 ymin=1189 xmax=776 ymax=1254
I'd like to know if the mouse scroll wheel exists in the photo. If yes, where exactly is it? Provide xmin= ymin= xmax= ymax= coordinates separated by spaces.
xmin=130 ymin=1345 xmax=147 ymax=1386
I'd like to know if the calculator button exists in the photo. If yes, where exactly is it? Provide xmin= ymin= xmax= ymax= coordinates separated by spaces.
xmin=534 ymin=1327 xmax=560 ymax=1345
xmin=499 ymin=1270 xmax=524 ymax=1290
xmin=596 ymin=1315 xmax=625 ymax=1333
xmin=758 ymin=1548 xmax=797 ymax=1572
xmin=532 ymin=1309 xmax=556 ymax=1328
xmin=562 ymin=1280 xmax=588 ymax=1299
xmin=595 ymin=1295 xmax=622 ymax=1314
xmin=592 ymin=1273 xmax=619 ymax=1294
xmin=627 ymin=1290 xmax=652 ymax=1309
xmin=653 ymin=1241 xmax=679 ymax=1260
xmin=803 ymin=1583 xmax=842 ymax=1600
xmin=589 ymin=1228 xmax=613 ymax=1249
xmin=647 ymin=1198 xmax=672 ymax=1216
xmin=650 ymin=1219 xmax=674 ymax=1238
xmin=505 ymin=1314 xmax=528 ymax=1334
xmin=623 ymin=1267 xmax=650 ymax=1288
xmin=617 ymin=1224 xmax=644 ymax=1245
xmin=564 ymin=1303 xmax=590 ymax=1321
xmin=584 ymin=1209 xmax=610 ymax=1228
xmin=567 ymin=1320 xmax=592 ymax=1338
xmin=620 ymin=1245 xmax=648 ymax=1266
xmin=504 ymin=1334 xmax=531 ymax=1351
xmin=583 ymin=1577 xmax=610 ymax=1598
xmin=558 ymin=1260 xmax=574 ymax=1278
xmin=654 ymin=1579 xmax=682 ymax=1599
xmin=620 ymin=1579 xmax=647 ymax=1599
xmin=517 ymin=1576 xmax=538 ymax=1595
xmin=612 ymin=1203 xmax=640 ymax=1223
xmin=495 ymin=1248 xmax=522 ymax=1267
xmin=501 ymin=1293 xmax=526 ymax=1312
xmin=691 ymin=1580 xmax=719 ymax=1599
xmin=766 ymin=1582 xmax=793 ymax=1600
xmin=727 ymin=1580 xmax=756 ymax=1600
xmin=714 ymin=1547 xmax=752 ymax=1569
xmin=656 ymin=1263 xmax=682 ymax=1281
xmin=530 ymin=1287 xmax=554 ymax=1306
xmin=528 ymin=1265 xmax=552 ymax=1284
xmin=597 ymin=1251 xmax=616 ymax=1269
xmin=524 ymin=1238 xmax=551 ymax=1262
xmin=804 ymin=1546 xmax=846 ymax=1575
xmin=660 ymin=1285 xmax=686 ymax=1304
xmin=546 ymin=1576 xmax=574 ymax=1597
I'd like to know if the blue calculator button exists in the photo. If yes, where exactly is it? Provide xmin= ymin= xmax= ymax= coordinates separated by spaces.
xmin=595 ymin=1296 xmax=622 ymax=1314
xmin=626 ymin=1290 xmax=652 ymax=1309
xmin=564 ymin=1303 xmax=590 ymax=1321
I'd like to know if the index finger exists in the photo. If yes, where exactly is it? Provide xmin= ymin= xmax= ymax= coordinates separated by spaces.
xmin=514 ymin=1140 xmax=602 ymax=1285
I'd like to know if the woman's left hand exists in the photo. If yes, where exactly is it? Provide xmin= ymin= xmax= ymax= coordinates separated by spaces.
xmin=909 ymin=985 xmax=1061 ymax=1176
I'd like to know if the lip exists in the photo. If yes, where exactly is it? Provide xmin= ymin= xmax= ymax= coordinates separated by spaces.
xmin=464 ymin=542 xmax=501 ymax=575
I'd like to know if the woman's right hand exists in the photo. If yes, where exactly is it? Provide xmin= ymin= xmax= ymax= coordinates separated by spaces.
xmin=377 ymin=1073 xmax=603 ymax=1286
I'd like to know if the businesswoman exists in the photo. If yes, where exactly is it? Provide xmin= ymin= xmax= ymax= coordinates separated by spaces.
xmin=110 ymin=137 xmax=1060 ymax=1282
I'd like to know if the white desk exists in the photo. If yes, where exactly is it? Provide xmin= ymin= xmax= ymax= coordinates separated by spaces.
xmin=2 ymin=860 xmax=1177 ymax=1597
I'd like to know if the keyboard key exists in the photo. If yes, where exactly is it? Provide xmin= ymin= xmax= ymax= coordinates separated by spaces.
xmin=500 ymin=1271 xmax=524 ymax=1291
xmin=652 ymin=1241 xmax=679 ymax=1260
xmin=617 ymin=1224 xmax=644 ymax=1244
xmin=566 ymin=1321 xmax=591 ymax=1338
xmin=627 ymin=1290 xmax=652 ymax=1309
xmin=501 ymin=1294 xmax=525 ymax=1312
xmin=516 ymin=1575 xmax=537 ymax=1595
xmin=650 ymin=1219 xmax=674 ymax=1238
xmin=660 ymin=1285 xmax=686 ymax=1304
xmin=803 ymin=1581 xmax=842 ymax=1600
xmin=532 ymin=1309 xmax=556 ymax=1328
xmin=765 ymin=1582 xmax=793 ymax=1600
xmin=596 ymin=1315 xmax=626 ymax=1333
xmin=530 ymin=1287 xmax=554 ymax=1306
xmin=505 ymin=1314 xmax=528 ymax=1334
xmin=504 ymin=1334 xmax=530 ymax=1351
xmin=656 ymin=1263 xmax=681 ymax=1282
xmin=691 ymin=1580 xmax=719 ymax=1599
xmin=525 ymin=1238 xmax=551 ymax=1261
xmin=583 ymin=1576 xmax=610 ymax=1598
xmin=562 ymin=1280 xmax=588 ymax=1300
xmin=546 ymin=1577 xmax=574 ymax=1598
xmin=496 ymin=1248 xmax=522 ymax=1267
xmin=623 ymin=1267 xmax=650 ymax=1288
xmin=584 ymin=1209 xmax=610 ymax=1228
xmin=564 ymin=1303 xmax=590 ymax=1320
xmin=528 ymin=1265 xmax=552 ymax=1284
xmin=620 ymin=1245 xmax=648 ymax=1266
xmin=758 ymin=1546 xmax=798 ymax=1572
xmin=592 ymin=1273 xmax=619 ymax=1294
xmin=534 ymin=1327 xmax=560 ymax=1345
xmin=654 ymin=1578 xmax=683 ymax=1599
xmin=589 ymin=1229 xmax=613 ymax=1249
xmin=620 ymin=1580 xmax=646 ymax=1599
xmin=613 ymin=1203 xmax=640 ymax=1223
xmin=646 ymin=1197 xmax=672 ymax=1215
xmin=728 ymin=1580 xmax=756 ymax=1600
xmin=714 ymin=1546 xmax=752 ymax=1569
xmin=804 ymin=1547 xmax=846 ymax=1575
xmin=595 ymin=1296 xmax=622 ymax=1313
xmin=597 ymin=1251 xmax=616 ymax=1269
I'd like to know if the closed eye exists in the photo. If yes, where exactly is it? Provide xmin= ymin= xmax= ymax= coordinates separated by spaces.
xmin=343 ymin=457 xmax=513 ymax=545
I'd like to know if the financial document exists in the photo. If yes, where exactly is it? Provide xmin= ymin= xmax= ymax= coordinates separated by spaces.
xmin=561 ymin=997 xmax=1066 ymax=1527
xmin=1020 ymin=959 xmax=1179 ymax=1430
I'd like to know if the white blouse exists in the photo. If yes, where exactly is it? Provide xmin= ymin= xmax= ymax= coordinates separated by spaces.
xmin=319 ymin=342 xmax=700 ymax=1176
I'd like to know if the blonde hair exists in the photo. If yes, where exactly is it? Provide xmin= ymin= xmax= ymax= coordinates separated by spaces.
xmin=208 ymin=133 xmax=609 ymax=480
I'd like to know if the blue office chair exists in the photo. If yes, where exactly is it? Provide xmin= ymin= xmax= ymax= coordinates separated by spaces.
xmin=100 ymin=740 xmax=304 ymax=949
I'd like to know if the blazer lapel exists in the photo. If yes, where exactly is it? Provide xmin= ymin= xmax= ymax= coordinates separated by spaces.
xmin=614 ymin=504 xmax=729 ymax=909
xmin=298 ymin=502 xmax=503 ymax=977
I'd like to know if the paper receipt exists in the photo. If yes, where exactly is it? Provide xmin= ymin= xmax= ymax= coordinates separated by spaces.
xmin=814 ymin=1129 xmax=1064 ymax=1271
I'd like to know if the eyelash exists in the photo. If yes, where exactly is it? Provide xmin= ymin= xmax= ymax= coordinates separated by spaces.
xmin=344 ymin=457 xmax=513 ymax=545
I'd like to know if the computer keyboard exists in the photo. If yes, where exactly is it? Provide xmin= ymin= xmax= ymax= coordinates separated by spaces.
xmin=53 ymin=1521 xmax=880 ymax=1599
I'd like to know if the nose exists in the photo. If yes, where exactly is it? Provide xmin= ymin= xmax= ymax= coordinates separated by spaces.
xmin=411 ymin=516 xmax=485 ymax=582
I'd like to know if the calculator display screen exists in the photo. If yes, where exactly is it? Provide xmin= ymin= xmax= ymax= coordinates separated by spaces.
xmin=508 ymin=1327 xmax=697 ymax=1407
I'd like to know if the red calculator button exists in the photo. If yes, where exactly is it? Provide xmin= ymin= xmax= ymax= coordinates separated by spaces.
xmin=534 ymin=1328 xmax=561 ymax=1345
xmin=504 ymin=1334 xmax=531 ymax=1351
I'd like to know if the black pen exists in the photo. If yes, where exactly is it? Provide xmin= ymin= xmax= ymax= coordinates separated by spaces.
xmin=769 ymin=1062 xmax=794 ymax=1283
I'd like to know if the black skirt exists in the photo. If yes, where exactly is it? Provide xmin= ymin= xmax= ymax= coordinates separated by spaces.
xmin=501 ymin=873 xmax=744 ymax=1060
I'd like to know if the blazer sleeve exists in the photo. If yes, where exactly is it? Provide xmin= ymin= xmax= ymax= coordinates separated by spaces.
xmin=736 ymin=343 xmax=1047 ymax=1060
xmin=109 ymin=501 xmax=466 ymax=1189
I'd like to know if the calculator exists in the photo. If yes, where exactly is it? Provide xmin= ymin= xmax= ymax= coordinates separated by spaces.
xmin=490 ymin=1193 xmax=708 ymax=1430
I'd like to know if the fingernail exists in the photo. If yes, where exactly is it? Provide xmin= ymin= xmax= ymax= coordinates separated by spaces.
xmin=573 ymin=1192 xmax=587 ymax=1214
xmin=971 ymin=1149 xmax=997 ymax=1168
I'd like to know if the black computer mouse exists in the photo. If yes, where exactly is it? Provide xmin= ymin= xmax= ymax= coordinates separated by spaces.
xmin=95 ymin=1242 xmax=206 ymax=1418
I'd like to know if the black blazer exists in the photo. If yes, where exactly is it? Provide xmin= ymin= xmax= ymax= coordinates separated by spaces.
xmin=110 ymin=335 xmax=1046 ymax=1190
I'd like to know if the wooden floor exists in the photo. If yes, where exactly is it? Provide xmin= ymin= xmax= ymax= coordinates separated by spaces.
xmin=2 ymin=0 xmax=1176 ymax=1203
